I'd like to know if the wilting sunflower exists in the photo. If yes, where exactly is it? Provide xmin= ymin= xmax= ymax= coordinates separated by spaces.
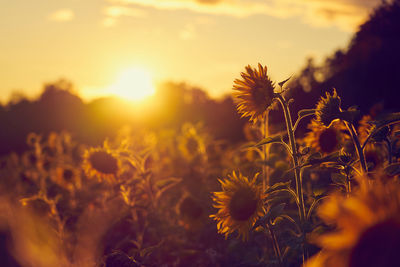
xmin=306 ymin=174 xmax=400 ymax=267
xmin=304 ymin=120 xmax=347 ymax=155
xmin=83 ymin=146 xmax=120 ymax=182
xmin=210 ymin=171 xmax=265 ymax=241
xmin=233 ymin=64 xmax=275 ymax=123
xmin=315 ymin=89 xmax=342 ymax=128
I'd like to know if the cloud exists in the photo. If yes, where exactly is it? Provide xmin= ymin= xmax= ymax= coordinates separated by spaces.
xmin=107 ymin=0 xmax=382 ymax=31
xmin=48 ymin=9 xmax=75 ymax=22
xmin=102 ymin=5 xmax=147 ymax=27
xmin=179 ymin=24 xmax=197 ymax=40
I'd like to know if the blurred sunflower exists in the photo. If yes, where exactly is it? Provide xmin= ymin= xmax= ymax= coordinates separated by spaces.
xmin=306 ymin=174 xmax=400 ymax=267
xmin=54 ymin=165 xmax=81 ymax=190
xmin=83 ymin=146 xmax=120 ymax=182
xmin=210 ymin=171 xmax=265 ymax=241
xmin=178 ymin=123 xmax=207 ymax=162
xmin=304 ymin=120 xmax=347 ymax=155
xmin=178 ymin=196 xmax=206 ymax=231
xmin=315 ymin=89 xmax=342 ymax=127
xmin=233 ymin=64 xmax=275 ymax=123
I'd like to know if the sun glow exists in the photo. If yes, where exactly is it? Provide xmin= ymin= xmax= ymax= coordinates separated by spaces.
xmin=109 ymin=67 xmax=156 ymax=101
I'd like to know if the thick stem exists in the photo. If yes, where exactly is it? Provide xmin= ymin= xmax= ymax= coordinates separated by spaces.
xmin=276 ymin=94 xmax=307 ymax=262
xmin=344 ymin=122 xmax=367 ymax=173
xmin=345 ymin=166 xmax=351 ymax=195
xmin=262 ymin=113 xmax=270 ymax=190
xmin=267 ymin=222 xmax=283 ymax=267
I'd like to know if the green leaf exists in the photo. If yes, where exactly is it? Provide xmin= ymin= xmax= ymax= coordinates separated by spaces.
xmin=269 ymin=203 xmax=286 ymax=220
xmin=331 ymin=173 xmax=347 ymax=186
xmin=254 ymin=133 xmax=287 ymax=147
xmin=384 ymin=163 xmax=400 ymax=176
xmin=369 ymin=112 xmax=400 ymax=139
xmin=303 ymin=151 xmax=341 ymax=166
xmin=298 ymin=109 xmax=316 ymax=119
xmin=265 ymin=181 xmax=291 ymax=194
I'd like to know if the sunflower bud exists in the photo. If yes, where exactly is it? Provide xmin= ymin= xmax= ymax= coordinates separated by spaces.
xmin=315 ymin=89 xmax=342 ymax=127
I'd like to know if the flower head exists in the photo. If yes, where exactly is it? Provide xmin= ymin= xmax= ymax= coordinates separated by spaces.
xmin=304 ymin=120 xmax=347 ymax=154
xmin=210 ymin=171 xmax=265 ymax=241
xmin=315 ymin=89 xmax=342 ymax=127
xmin=233 ymin=64 xmax=275 ymax=123
xmin=83 ymin=146 xmax=120 ymax=182
xmin=306 ymin=174 xmax=400 ymax=267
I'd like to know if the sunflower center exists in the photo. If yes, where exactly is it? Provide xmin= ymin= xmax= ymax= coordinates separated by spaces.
xmin=89 ymin=151 xmax=118 ymax=174
xmin=349 ymin=219 xmax=400 ymax=267
xmin=318 ymin=128 xmax=338 ymax=153
xmin=186 ymin=137 xmax=199 ymax=154
xmin=229 ymin=187 xmax=258 ymax=221
xmin=252 ymin=81 xmax=273 ymax=110
xmin=63 ymin=169 xmax=74 ymax=181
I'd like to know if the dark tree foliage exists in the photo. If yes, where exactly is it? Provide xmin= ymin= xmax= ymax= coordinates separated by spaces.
xmin=0 ymin=81 xmax=246 ymax=156
xmin=289 ymin=0 xmax=400 ymax=118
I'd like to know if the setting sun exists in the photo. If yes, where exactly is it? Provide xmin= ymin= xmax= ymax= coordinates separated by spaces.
xmin=108 ymin=67 xmax=156 ymax=101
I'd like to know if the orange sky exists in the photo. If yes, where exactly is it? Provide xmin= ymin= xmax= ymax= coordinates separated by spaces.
xmin=0 ymin=0 xmax=382 ymax=102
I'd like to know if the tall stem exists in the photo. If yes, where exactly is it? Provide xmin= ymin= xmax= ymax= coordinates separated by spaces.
xmin=276 ymin=94 xmax=307 ymax=262
xmin=262 ymin=112 xmax=270 ymax=191
xmin=267 ymin=222 xmax=283 ymax=267
xmin=344 ymin=122 xmax=367 ymax=173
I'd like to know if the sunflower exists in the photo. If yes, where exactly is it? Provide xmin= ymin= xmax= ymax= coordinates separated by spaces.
xmin=54 ymin=165 xmax=81 ymax=190
xmin=178 ymin=123 xmax=207 ymax=162
xmin=233 ymin=64 xmax=275 ymax=123
xmin=82 ymin=146 xmax=120 ymax=182
xmin=304 ymin=120 xmax=347 ymax=155
xmin=178 ymin=196 xmax=206 ymax=231
xmin=306 ymin=174 xmax=400 ymax=267
xmin=315 ymin=89 xmax=342 ymax=127
xmin=210 ymin=171 xmax=265 ymax=241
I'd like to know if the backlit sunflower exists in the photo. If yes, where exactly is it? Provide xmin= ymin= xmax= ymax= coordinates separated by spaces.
xmin=315 ymin=89 xmax=342 ymax=127
xmin=210 ymin=171 xmax=265 ymax=241
xmin=233 ymin=64 xmax=275 ymax=123
xmin=304 ymin=120 xmax=347 ymax=155
xmin=306 ymin=174 xmax=400 ymax=267
xmin=83 ymin=146 xmax=120 ymax=182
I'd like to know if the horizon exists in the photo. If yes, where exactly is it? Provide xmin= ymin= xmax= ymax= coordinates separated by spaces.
xmin=0 ymin=0 xmax=382 ymax=103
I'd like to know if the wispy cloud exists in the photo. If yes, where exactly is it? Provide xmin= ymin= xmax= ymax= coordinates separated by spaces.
xmin=179 ymin=24 xmax=197 ymax=40
xmin=107 ymin=0 xmax=382 ymax=31
xmin=48 ymin=8 xmax=75 ymax=22
xmin=102 ymin=5 xmax=147 ymax=27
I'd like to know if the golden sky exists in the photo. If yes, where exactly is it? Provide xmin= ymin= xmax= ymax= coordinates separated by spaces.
xmin=0 ymin=0 xmax=381 ymax=102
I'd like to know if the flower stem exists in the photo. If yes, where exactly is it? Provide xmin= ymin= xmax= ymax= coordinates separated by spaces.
xmin=262 ymin=112 xmax=270 ymax=191
xmin=344 ymin=122 xmax=367 ymax=173
xmin=276 ymin=94 xmax=307 ymax=262
xmin=267 ymin=221 xmax=283 ymax=267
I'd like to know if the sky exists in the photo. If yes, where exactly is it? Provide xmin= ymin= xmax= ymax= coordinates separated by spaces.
xmin=0 ymin=0 xmax=382 ymax=102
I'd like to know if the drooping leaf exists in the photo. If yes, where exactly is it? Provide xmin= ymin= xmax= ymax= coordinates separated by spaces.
xmin=265 ymin=181 xmax=292 ymax=194
xmin=254 ymin=133 xmax=288 ymax=147
xmin=367 ymin=113 xmax=400 ymax=144
xmin=298 ymin=109 xmax=316 ymax=119
xmin=384 ymin=163 xmax=400 ymax=176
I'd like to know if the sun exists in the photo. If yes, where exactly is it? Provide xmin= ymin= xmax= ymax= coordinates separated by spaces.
xmin=109 ymin=67 xmax=156 ymax=101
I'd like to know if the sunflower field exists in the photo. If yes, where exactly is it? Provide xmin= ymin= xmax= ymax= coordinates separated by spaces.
xmin=0 ymin=60 xmax=400 ymax=267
